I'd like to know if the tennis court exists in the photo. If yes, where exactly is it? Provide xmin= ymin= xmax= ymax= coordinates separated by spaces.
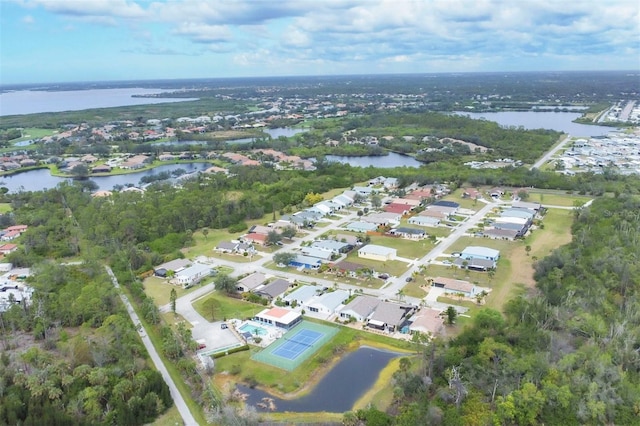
xmin=252 ymin=320 xmax=338 ymax=371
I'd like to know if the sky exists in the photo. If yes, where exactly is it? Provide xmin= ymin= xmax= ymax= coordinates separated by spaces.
xmin=1 ymin=0 xmax=639 ymax=85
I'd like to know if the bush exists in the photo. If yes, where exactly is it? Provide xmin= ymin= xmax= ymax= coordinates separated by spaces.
xmin=211 ymin=344 xmax=250 ymax=359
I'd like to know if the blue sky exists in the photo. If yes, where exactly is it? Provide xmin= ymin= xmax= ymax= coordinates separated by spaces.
xmin=1 ymin=0 xmax=639 ymax=84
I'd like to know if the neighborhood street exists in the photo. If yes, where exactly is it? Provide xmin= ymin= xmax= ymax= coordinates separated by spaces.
xmin=531 ymin=134 xmax=572 ymax=170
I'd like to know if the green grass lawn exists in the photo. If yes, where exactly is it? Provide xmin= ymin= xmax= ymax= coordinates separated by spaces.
xmin=526 ymin=190 xmax=592 ymax=207
xmin=0 ymin=203 xmax=12 ymax=214
xmin=143 ymin=276 xmax=209 ymax=306
xmin=192 ymin=291 xmax=264 ymax=322
xmin=10 ymin=127 xmax=57 ymax=142
xmin=446 ymin=236 xmax=519 ymax=256
xmin=367 ymin=235 xmax=435 ymax=259
xmin=402 ymin=279 xmax=428 ymax=299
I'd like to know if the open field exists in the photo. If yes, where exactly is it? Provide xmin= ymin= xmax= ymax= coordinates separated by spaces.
xmin=143 ymin=276 xmax=207 ymax=306
xmin=192 ymin=292 xmax=265 ymax=322
xmin=0 ymin=203 xmax=12 ymax=214
xmin=367 ymin=234 xmax=435 ymax=259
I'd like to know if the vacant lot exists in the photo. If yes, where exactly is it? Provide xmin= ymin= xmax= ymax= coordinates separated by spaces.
xmin=193 ymin=292 xmax=264 ymax=322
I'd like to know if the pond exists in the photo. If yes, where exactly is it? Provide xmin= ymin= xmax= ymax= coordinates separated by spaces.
xmin=324 ymin=152 xmax=423 ymax=168
xmin=154 ymin=127 xmax=310 ymax=146
xmin=236 ymin=346 xmax=402 ymax=413
xmin=0 ymin=162 xmax=212 ymax=193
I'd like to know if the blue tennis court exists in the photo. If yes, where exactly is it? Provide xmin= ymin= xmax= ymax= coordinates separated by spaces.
xmin=252 ymin=320 xmax=339 ymax=371
xmin=272 ymin=329 xmax=322 ymax=360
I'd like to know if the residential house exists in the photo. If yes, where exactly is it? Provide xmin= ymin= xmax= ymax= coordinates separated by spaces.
xmin=237 ymin=272 xmax=268 ymax=293
xmin=353 ymin=186 xmax=376 ymax=196
xmin=283 ymin=285 xmax=317 ymax=307
xmin=361 ymin=212 xmax=402 ymax=226
xmin=174 ymin=263 xmax=212 ymax=288
xmin=243 ymin=233 xmax=268 ymax=246
xmin=460 ymin=246 xmax=500 ymax=262
xmin=453 ymin=257 xmax=495 ymax=271
xmin=389 ymin=227 xmax=426 ymax=240
xmin=368 ymin=301 xmax=414 ymax=332
xmin=310 ymin=240 xmax=351 ymax=254
xmin=334 ymin=233 xmax=359 ymax=245
xmin=307 ymin=289 xmax=349 ymax=316
xmin=344 ymin=221 xmax=378 ymax=233
xmin=408 ymin=308 xmax=445 ymax=336
xmin=408 ymin=216 xmax=441 ymax=227
xmin=462 ymin=188 xmax=482 ymax=199
xmin=300 ymin=247 xmax=334 ymax=261
xmin=358 ymin=244 xmax=397 ymax=261
xmin=289 ymin=255 xmax=322 ymax=270
xmin=330 ymin=260 xmax=369 ymax=278
xmin=483 ymin=228 xmax=519 ymax=240
xmin=215 ymin=241 xmax=239 ymax=254
xmin=419 ymin=209 xmax=450 ymax=220
xmin=255 ymin=279 xmax=290 ymax=301
xmin=384 ymin=203 xmax=411 ymax=215
xmin=253 ymin=307 xmax=302 ymax=330
xmin=432 ymin=276 xmax=478 ymax=297
xmin=0 ymin=244 xmax=18 ymax=255
xmin=512 ymin=201 xmax=541 ymax=211
xmin=339 ymin=295 xmax=380 ymax=322
xmin=153 ymin=258 xmax=191 ymax=277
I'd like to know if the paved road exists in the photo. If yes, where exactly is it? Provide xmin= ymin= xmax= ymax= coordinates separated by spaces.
xmin=531 ymin=134 xmax=572 ymax=170
xmin=106 ymin=266 xmax=198 ymax=426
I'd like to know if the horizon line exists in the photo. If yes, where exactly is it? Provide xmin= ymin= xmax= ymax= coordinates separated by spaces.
xmin=2 ymin=69 xmax=638 ymax=89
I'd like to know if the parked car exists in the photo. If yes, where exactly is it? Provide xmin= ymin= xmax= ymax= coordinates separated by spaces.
xmin=220 ymin=323 xmax=228 ymax=330
xmin=405 ymin=277 xmax=413 ymax=282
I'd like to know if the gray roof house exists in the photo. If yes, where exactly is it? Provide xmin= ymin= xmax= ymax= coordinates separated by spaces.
xmin=389 ymin=227 xmax=426 ymax=240
xmin=255 ymin=279 xmax=290 ymax=300
xmin=461 ymin=246 xmax=500 ymax=262
xmin=408 ymin=215 xmax=441 ymax=227
xmin=300 ymin=247 xmax=334 ymax=261
xmin=310 ymin=240 xmax=351 ymax=254
xmin=368 ymin=301 xmax=414 ymax=332
xmin=339 ymin=295 xmax=381 ymax=322
xmin=358 ymin=244 xmax=397 ymax=261
xmin=174 ymin=263 xmax=213 ymax=288
xmin=345 ymin=221 xmax=378 ymax=233
xmin=334 ymin=233 xmax=359 ymax=245
xmin=237 ymin=272 xmax=268 ymax=292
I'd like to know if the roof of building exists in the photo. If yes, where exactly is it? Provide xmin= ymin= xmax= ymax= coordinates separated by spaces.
xmin=433 ymin=200 xmax=460 ymax=208
xmin=291 ymin=254 xmax=323 ymax=266
xmin=340 ymin=295 xmax=380 ymax=318
xmin=238 ymin=272 xmax=268 ymax=291
xmin=216 ymin=241 xmax=238 ymax=250
xmin=256 ymin=307 xmax=301 ymax=325
xmin=256 ymin=279 xmax=290 ymax=299
xmin=155 ymin=258 xmax=191 ymax=272
xmin=392 ymin=227 xmax=425 ymax=235
xmin=311 ymin=240 xmax=350 ymax=251
xmin=409 ymin=308 xmax=444 ymax=336
xmin=501 ymin=208 xmax=535 ymax=219
xmin=334 ymin=234 xmax=359 ymax=245
xmin=176 ymin=263 xmax=212 ymax=278
xmin=512 ymin=201 xmax=541 ymax=211
xmin=300 ymin=247 xmax=334 ymax=260
xmin=453 ymin=257 xmax=495 ymax=269
xmin=346 ymin=221 xmax=378 ymax=231
xmin=409 ymin=215 xmax=441 ymax=224
xmin=284 ymin=285 xmax=318 ymax=302
xmin=358 ymin=244 xmax=397 ymax=256
xmin=461 ymin=246 xmax=500 ymax=259
xmin=370 ymin=301 xmax=410 ymax=326
xmin=310 ymin=289 xmax=349 ymax=312
xmin=433 ymin=276 xmax=475 ymax=293
xmin=384 ymin=203 xmax=410 ymax=214
xmin=484 ymin=228 xmax=519 ymax=239
xmin=332 ymin=260 xmax=368 ymax=272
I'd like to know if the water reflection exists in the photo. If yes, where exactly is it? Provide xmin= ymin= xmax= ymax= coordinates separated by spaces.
xmin=236 ymin=346 xmax=401 ymax=413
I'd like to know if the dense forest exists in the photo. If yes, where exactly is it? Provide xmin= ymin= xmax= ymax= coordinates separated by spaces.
xmin=0 ymin=262 xmax=172 ymax=425
xmin=365 ymin=194 xmax=640 ymax=425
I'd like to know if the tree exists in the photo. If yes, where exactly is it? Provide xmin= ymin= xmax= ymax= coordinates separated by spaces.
xmin=280 ymin=226 xmax=296 ymax=240
xmin=273 ymin=251 xmax=296 ymax=267
xmin=70 ymin=164 xmax=89 ymax=178
xmin=371 ymin=194 xmax=382 ymax=209
xmin=201 ymin=297 xmax=220 ymax=321
xmin=446 ymin=306 xmax=458 ymax=325
xmin=303 ymin=192 xmax=323 ymax=206
xmin=214 ymin=274 xmax=238 ymax=295
xmin=265 ymin=230 xmax=282 ymax=246
xmin=202 ymin=228 xmax=209 ymax=240
xmin=169 ymin=288 xmax=177 ymax=314
xmin=525 ymin=245 xmax=532 ymax=256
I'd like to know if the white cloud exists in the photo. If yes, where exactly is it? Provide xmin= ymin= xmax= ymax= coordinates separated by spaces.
xmin=172 ymin=22 xmax=231 ymax=43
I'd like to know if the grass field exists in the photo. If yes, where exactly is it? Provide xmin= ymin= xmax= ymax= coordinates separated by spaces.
xmin=0 ymin=203 xmax=12 ymax=214
xmin=192 ymin=291 xmax=264 ymax=322
xmin=366 ymin=234 xmax=435 ymax=259
xmin=143 ymin=275 xmax=210 ymax=306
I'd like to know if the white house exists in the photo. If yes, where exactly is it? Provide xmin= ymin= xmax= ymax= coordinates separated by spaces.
xmin=339 ymin=295 xmax=380 ymax=322
xmin=358 ymin=244 xmax=397 ymax=261
xmin=174 ymin=263 xmax=213 ymax=288
xmin=237 ymin=272 xmax=268 ymax=292
xmin=283 ymin=285 xmax=317 ymax=307
xmin=408 ymin=216 xmax=441 ymax=227
xmin=307 ymin=289 xmax=349 ymax=316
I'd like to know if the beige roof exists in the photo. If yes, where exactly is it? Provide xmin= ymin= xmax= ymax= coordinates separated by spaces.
xmin=409 ymin=308 xmax=444 ymax=336
xmin=433 ymin=276 xmax=474 ymax=293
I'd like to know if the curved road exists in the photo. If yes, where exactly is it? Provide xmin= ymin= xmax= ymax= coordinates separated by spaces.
xmin=106 ymin=266 xmax=198 ymax=426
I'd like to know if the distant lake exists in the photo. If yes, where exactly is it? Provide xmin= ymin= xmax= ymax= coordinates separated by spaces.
xmin=0 ymin=88 xmax=198 ymax=116
xmin=237 ymin=346 xmax=401 ymax=413
xmin=454 ymin=111 xmax=614 ymax=137
xmin=155 ymin=127 xmax=309 ymax=147
xmin=325 ymin=152 xmax=423 ymax=168
xmin=0 ymin=162 xmax=211 ymax=193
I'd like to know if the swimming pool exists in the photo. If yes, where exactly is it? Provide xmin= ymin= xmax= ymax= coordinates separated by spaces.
xmin=239 ymin=323 xmax=268 ymax=336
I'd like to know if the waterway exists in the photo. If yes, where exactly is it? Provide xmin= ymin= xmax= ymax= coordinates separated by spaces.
xmin=155 ymin=127 xmax=309 ymax=147
xmin=0 ymin=162 xmax=211 ymax=193
xmin=237 ymin=346 xmax=401 ymax=413
xmin=453 ymin=111 xmax=614 ymax=137
xmin=0 ymin=88 xmax=198 ymax=116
